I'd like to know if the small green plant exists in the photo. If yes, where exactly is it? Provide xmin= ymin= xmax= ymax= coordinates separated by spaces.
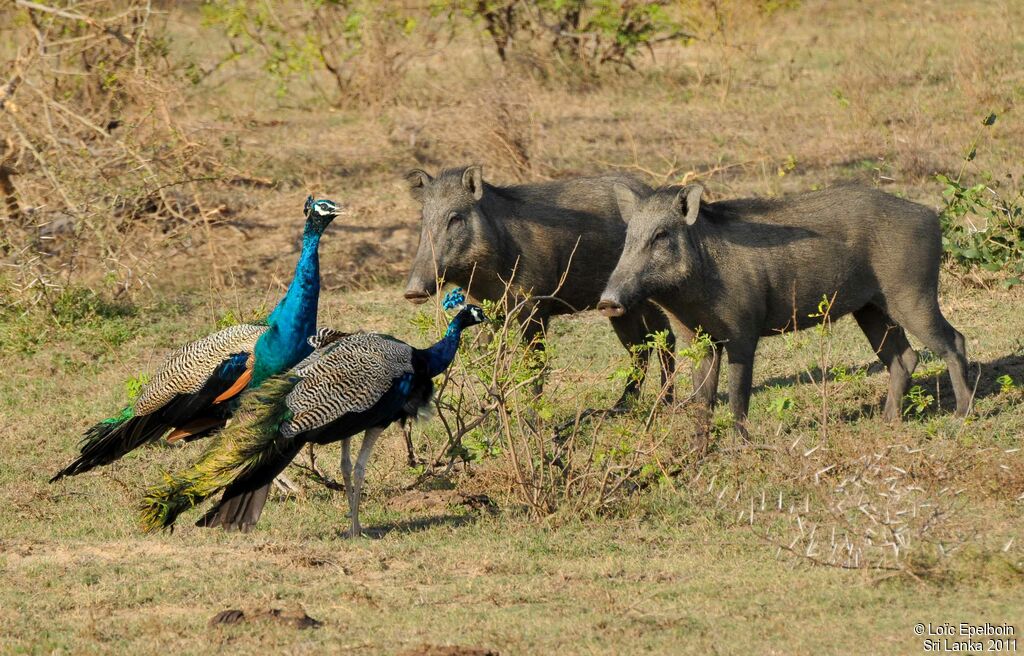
xmin=594 ymin=438 xmax=635 ymax=467
xmin=409 ymin=310 xmax=437 ymax=339
xmin=938 ymin=113 xmax=1024 ymax=288
xmin=777 ymin=153 xmax=797 ymax=177
xmin=711 ymin=413 xmax=735 ymax=436
xmin=807 ymin=294 xmax=836 ymax=336
xmin=216 ymin=304 xmax=268 ymax=329
xmin=995 ymin=374 xmax=1016 ymax=395
xmin=216 ymin=311 xmax=240 ymax=329
xmin=829 ymin=364 xmax=866 ymax=384
xmin=912 ymin=355 xmax=946 ymax=381
xmin=613 ymin=329 xmax=674 ymax=390
xmin=49 ymin=287 xmax=136 ymax=327
xmin=461 ymin=431 xmax=502 ymax=461
xmin=678 ymin=327 xmax=713 ymax=365
xmin=903 ymin=385 xmax=935 ymax=417
xmin=124 ymin=374 xmax=151 ymax=403
xmin=767 ymin=391 xmax=796 ymax=419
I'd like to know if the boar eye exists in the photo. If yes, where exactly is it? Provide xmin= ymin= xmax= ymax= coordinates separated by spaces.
xmin=651 ymin=230 xmax=669 ymax=245
xmin=447 ymin=211 xmax=464 ymax=227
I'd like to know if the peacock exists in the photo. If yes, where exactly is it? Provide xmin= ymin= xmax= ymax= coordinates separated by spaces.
xmin=139 ymin=288 xmax=486 ymax=538
xmin=50 ymin=196 xmax=343 ymax=483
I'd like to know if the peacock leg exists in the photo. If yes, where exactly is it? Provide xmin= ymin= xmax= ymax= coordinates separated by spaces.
xmin=402 ymin=422 xmax=417 ymax=467
xmin=349 ymin=427 xmax=384 ymax=539
xmin=340 ymin=437 xmax=354 ymax=532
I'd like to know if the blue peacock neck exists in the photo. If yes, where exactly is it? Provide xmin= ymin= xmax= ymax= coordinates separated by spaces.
xmin=251 ymin=225 xmax=322 ymax=385
xmin=422 ymin=314 xmax=470 ymax=378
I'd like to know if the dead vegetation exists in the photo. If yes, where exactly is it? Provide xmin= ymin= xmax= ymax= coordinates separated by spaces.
xmin=2 ymin=0 xmax=1019 ymax=307
xmin=1 ymin=1 xmax=221 ymax=301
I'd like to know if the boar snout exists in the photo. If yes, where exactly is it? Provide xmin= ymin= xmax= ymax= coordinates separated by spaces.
xmin=600 ymin=267 xmax=639 ymax=317
xmin=597 ymin=298 xmax=626 ymax=318
xmin=403 ymin=275 xmax=437 ymax=304
xmin=404 ymin=289 xmax=430 ymax=304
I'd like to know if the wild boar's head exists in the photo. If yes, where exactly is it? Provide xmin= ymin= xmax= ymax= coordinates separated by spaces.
xmin=403 ymin=165 xmax=489 ymax=304
xmin=598 ymin=183 xmax=704 ymax=317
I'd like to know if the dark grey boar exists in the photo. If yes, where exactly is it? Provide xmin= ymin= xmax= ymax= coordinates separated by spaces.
xmin=598 ymin=183 xmax=972 ymax=431
xmin=403 ymin=165 xmax=679 ymax=406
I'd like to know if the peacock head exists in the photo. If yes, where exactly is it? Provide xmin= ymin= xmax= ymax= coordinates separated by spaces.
xmin=303 ymin=196 xmax=343 ymax=234
xmin=442 ymin=288 xmax=487 ymax=329
xmin=458 ymin=304 xmax=487 ymax=328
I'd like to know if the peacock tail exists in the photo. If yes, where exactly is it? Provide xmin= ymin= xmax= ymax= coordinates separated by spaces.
xmin=50 ymin=407 xmax=169 ymax=483
xmin=77 ymin=405 xmax=134 ymax=457
xmin=101 ymin=406 xmax=135 ymax=426
xmin=78 ymin=406 xmax=135 ymax=449
xmin=138 ymin=375 xmax=298 ymax=532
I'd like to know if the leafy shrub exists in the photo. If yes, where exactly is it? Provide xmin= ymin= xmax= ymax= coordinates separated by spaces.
xmin=937 ymin=114 xmax=1024 ymax=288
xmin=938 ymin=175 xmax=1024 ymax=288
xmin=200 ymin=0 xmax=426 ymax=105
xmin=903 ymin=385 xmax=935 ymax=417
xmin=445 ymin=0 xmax=699 ymax=73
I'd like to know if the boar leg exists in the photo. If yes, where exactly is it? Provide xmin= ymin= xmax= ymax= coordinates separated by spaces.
xmin=725 ymin=340 xmax=758 ymax=440
xmin=656 ymin=319 xmax=678 ymax=405
xmin=691 ymin=342 xmax=722 ymax=441
xmin=692 ymin=342 xmax=722 ymax=408
xmin=608 ymin=302 xmax=676 ymax=409
xmin=892 ymin=303 xmax=972 ymax=417
xmin=642 ymin=302 xmax=677 ymax=405
xmin=853 ymin=304 xmax=918 ymax=423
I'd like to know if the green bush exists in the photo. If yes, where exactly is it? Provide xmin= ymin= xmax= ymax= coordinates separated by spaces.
xmin=937 ymin=114 xmax=1024 ymax=288
xmin=445 ymin=0 xmax=698 ymax=72
xmin=200 ymin=0 xmax=420 ymax=104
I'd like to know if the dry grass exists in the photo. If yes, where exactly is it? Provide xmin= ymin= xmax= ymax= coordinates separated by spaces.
xmin=3 ymin=280 xmax=1023 ymax=653
xmin=2 ymin=0 xmax=1024 ymax=653
xmin=4 ymin=0 xmax=1023 ymax=296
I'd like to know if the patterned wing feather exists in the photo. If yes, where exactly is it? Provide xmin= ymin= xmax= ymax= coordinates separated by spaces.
xmin=308 ymin=326 xmax=353 ymax=349
xmin=134 ymin=323 xmax=269 ymax=415
xmin=292 ymin=328 xmax=358 ymax=377
xmin=281 ymin=333 xmax=413 ymax=438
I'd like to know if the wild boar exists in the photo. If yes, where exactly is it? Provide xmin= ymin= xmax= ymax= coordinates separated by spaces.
xmin=403 ymin=165 xmax=680 ymax=407
xmin=598 ymin=183 xmax=972 ymax=432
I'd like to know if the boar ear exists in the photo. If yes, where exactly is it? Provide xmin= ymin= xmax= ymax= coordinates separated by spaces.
xmin=462 ymin=165 xmax=484 ymax=201
xmin=406 ymin=169 xmax=432 ymax=202
xmin=674 ymin=184 xmax=704 ymax=226
xmin=612 ymin=183 xmax=639 ymax=221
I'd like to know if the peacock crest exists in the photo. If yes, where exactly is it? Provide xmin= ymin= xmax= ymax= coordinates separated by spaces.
xmin=442 ymin=287 xmax=466 ymax=311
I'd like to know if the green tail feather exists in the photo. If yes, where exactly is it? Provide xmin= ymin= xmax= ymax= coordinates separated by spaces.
xmin=50 ymin=406 xmax=140 ymax=483
xmin=82 ymin=406 xmax=134 ymax=448
xmin=100 ymin=406 xmax=135 ymax=427
xmin=139 ymin=376 xmax=298 ymax=532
